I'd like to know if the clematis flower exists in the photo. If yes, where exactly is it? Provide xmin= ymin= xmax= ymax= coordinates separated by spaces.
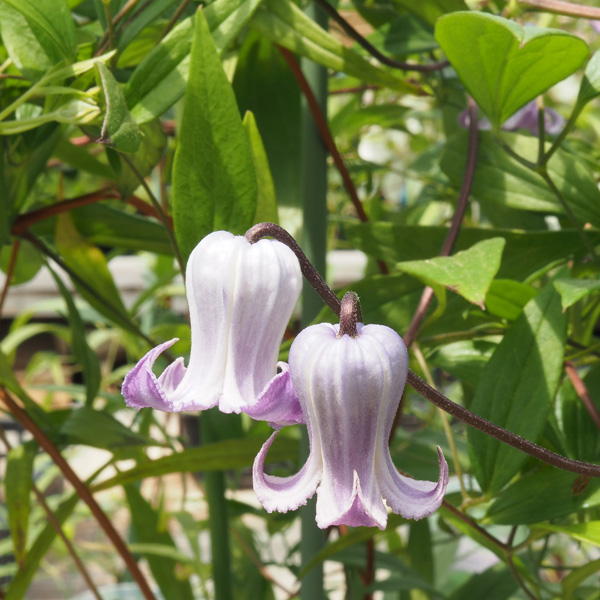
xmin=122 ymin=231 xmax=303 ymax=427
xmin=253 ymin=320 xmax=448 ymax=530
xmin=458 ymin=100 xmax=565 ymax=135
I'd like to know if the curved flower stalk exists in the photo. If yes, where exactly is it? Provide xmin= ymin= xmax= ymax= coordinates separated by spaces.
xmin=122 ymin=231 xmax=303 ymax=427
xmin=253 ymin=320 xmax=448 ymax=530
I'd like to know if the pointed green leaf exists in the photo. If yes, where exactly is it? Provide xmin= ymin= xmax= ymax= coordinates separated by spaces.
xmin=554 ymin=278 xmax=600 ymax=310
xmin=243 ymin=111 xmax=278 ymax=224
xmin=450 ymin=565 xmax=518 ymax=600
xmin=172 ymin=8 xmax=257 ymax=263
xmin=126 ymin=0 xmax=265 ymax=124
xmin=96 ymin=62 xmax=143 ymax=153
xmin=0 ymin=239 xmax=43 ymax=285
xmin=468 ymin=281 xmax=567 ymax=493
xmin=396 ymin=238 xmax=505 ymax=307
xmin=5 ymin=441 xmax=36 ymax=566
xmin=435 ymin=12 xmax=588 ymax=129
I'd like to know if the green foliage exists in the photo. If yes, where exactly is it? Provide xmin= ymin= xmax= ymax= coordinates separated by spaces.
xmin=2 ymin=0 xmax=600 ymax=598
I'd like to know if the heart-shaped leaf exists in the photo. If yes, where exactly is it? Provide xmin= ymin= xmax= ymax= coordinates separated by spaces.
xmin=435 ymin=12 xmax=589 ymax=129
xmin=396 ymin=238 xmax=505 ymax=308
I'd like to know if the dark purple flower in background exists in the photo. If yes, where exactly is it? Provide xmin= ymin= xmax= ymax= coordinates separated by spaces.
xmin=459 ymin=100 xmax=565 ymax=135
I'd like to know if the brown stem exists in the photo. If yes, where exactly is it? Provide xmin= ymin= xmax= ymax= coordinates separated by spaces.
xmin=442 ymin=500 xmax=507 ymax=552
xmin=0 ymin=238 xmax=20 ymax=318
xmin=506 ymin=526 xmax=539 ymax=600
xmin=11 ymin=187 xmax=120 ymax=235
xmin=248 ymin=222 xmax=600 ymax=478
xmin=0 ymin=387 xmax=157 ymax=600
xmin=313 ymin=0 xmax=449 ymax=73
xmin=161 ymin=0 xmax=193 ymax=40
xmin=362 ymin=538 xmax=374 ymax=600
xmin=278 ymin=46 xmax=388 ymax=275
xmin=246 ymin=222 xmax=341 ymax=316
xmin=407 ymin=370 xmax=600 ymax=478
xmin=402 ymin=96 xmax=479 ymax=347
xmin=339 ymin=291 xmax=362 ymax=338
xmin=330 ymin=85 xmax=380 ymax=95
xmin=519 ymin=0 xmax=600 ymax=18
xmin=565 ymin=361 xmax=600 ymax=430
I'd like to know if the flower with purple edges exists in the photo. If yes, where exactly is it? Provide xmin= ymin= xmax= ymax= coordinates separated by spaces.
xmin=459 ymin=100 xmax=565 ymax=135
xmin=253 ymin=320 xmax=449 ymax=530
xmin=121 ymin=230 xmax=304 ymax=429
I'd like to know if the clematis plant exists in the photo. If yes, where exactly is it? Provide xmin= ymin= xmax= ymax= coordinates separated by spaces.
xmin=122 ymin=230 xmax=304 ymax=427
xmin=253 ymin=292 xmax=449 ymax=530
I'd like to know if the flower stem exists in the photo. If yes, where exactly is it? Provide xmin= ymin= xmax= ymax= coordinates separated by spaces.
xmin=201 ymin=411 xmax=233 ymax=600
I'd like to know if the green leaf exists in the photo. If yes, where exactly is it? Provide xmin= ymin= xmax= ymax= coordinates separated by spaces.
xmin=5 ymin=441 xmax=36 ymax=567
xmin=5 ymin=492 xmax=79 ymax=600
xmin=251 ymin=0 xmax=416 ymax=93
xmin=233 ymin=33 xmax=301 ymax=209
xmin=243 ymin=111 xmax=279 ymax=224
xmin=126 ymin=0 xmax=265 ymax=124
xmin=531 ymin=521 xmax=600 ymax=546
xmin=49 ymin=270 xmax=101 ymax=406
xmin=396 ymin=238 xmax=505 ymax=307
xmin=450 ymin=565 xmax=518 ymax=600
xmin=0 ymin=239 xmax=42 ymax=285
xmin=343 ymin=221 xmax=600 ymax=281
xmin=59 ymin=407 xmax=152 ymax=451
xmin=96 ymin=62 xmax=143 ymax=153
xmin=430 ymin=340 xmax=497 ymax=387
xmin=172 ymin=8 xmax=257 ymax=263
xmin=124 ymin=484 xmax=195 ymax=600
xmin=561 ymin=558 xmax=600 ymax=599
xmin=92 ymin=436 xmax=299 ymax=492
xmin=576 ymin=50 xmax=600 ymax=110
xmin=362 ymin=15 xmax=438 ymax=57
xmin=485 ymin=279 xmax=537 ymax=321
xmin=435 ymin=12 xmax=588 ymax=129
xmin=55 ymin=213 xmax=133 ymax=332
xmin=0 ymin=0 xmax=76 ymax=79
xmin=559 ymin=364 xmax=600 ymax=462
xmin=554 ymin=278 xmax=600 ymax=310
xmin=468 ymin=280 xmax=567 ymax=493
xmin=392 ymin=0 xmax=467 ymax=26
xmin=486 ymin=469 xmax=600 ymax=524
xmin=441 ymin=133 xmax=600 ymax=229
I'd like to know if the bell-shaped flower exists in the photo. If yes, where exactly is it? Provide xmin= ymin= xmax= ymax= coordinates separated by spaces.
xmin=253 ymin=322 xmax=448 ymax=529
xmin=122 ymin=231 xmax=303 ymax=427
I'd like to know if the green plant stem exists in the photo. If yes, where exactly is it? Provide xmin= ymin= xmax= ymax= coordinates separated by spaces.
xmin=201 ymin=412 xmax=233 ymax=600
xmin=300 ymin=3 xmax=328 ymax=598
xmin=120 ymin=154 xmax=186 ymax=277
